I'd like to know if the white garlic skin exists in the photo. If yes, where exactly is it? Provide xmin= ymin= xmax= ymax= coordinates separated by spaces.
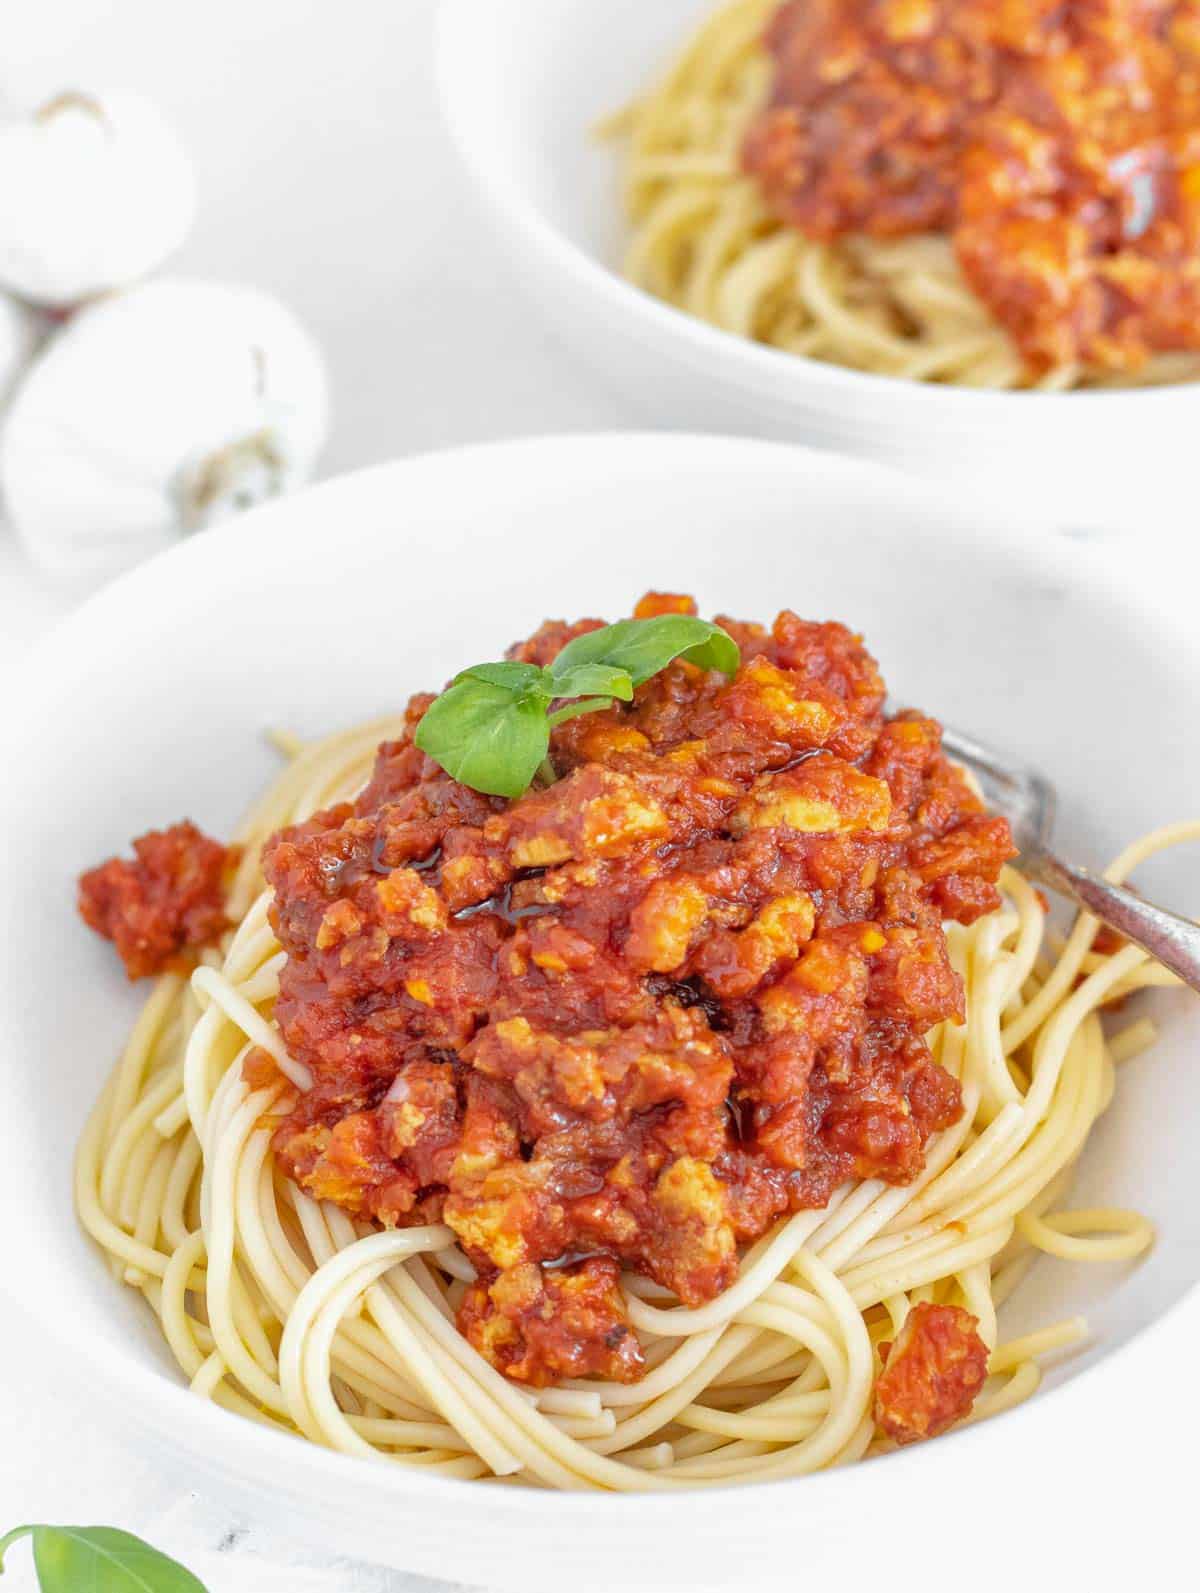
xmin=0 ymin=292 xmax=43 ymax=409
xmin=1 ymin=278 xmax=330 ymax=580
xmin=0 ymin=91 xmax=196 ymax=306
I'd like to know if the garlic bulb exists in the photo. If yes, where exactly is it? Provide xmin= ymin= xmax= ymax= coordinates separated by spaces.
xmin=0 ymin=291 xmax=42 ymax=409
xmin=1 ymin=278 xmax=330 ymax=579
xmin=0 ymin=90 xmax=195 ymax=305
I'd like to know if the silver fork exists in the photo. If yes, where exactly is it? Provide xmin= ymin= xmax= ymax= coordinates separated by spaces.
xmin=939 ymin=723 xmax=1200 ymax=993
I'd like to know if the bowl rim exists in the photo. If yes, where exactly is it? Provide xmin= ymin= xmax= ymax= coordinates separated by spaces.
xmin=3 ymin=430 xmax=1200 ymax=1518
xmin=434 ymin=0 xmax=1200 ymax=420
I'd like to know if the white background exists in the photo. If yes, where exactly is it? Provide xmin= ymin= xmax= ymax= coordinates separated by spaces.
xmin=0 ymin=2 xmax=621 ymax=1589
xmin=0 ymin=3 xmax=1172 ymax=1592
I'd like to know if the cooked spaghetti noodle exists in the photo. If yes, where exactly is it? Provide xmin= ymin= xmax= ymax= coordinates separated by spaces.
xmin=610 ymin=0 xmax=1200 ymax=391
xmin=75 ymin=713 xmax=1194 ymax=1488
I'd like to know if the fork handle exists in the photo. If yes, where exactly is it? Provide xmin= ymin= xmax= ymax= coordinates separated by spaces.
xmin=1024 ymin=851 xmax=1200 ymax=994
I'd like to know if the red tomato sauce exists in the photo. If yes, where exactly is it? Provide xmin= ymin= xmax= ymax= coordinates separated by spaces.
xmin=261 ymin=595 xmax=1012 ymax=1385
xmin=79 ymin=821 xmax=237 ymax=980
xmin=875 ymin=1301 xmax=990 ymax=1442
xmin=744 ymin=0 xmax=1200 ymax=372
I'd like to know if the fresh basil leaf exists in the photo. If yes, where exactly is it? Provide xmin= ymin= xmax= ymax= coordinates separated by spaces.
xmin=415 ymin=676 xmax=550 ymax=798
xmin=414 ymin=613 xmax=740 ymax=800
xmin=552 ymin=616 xmax=739 ymax=687
xmin=547 ymin=697 xmax=624 ymax=728
xmin=457 ymin=660 xmax=552 ymax=697
xmin=0 ymin=1524 xmax=207 ymax=1591
xmin=548 ymin=662 xmax=634 ymax=702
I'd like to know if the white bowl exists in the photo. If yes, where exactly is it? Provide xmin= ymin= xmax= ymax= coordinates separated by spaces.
xmin=436 ymin=0 xmax=1200 ymax=538
xmin=1 ymin=434 xmax=1198 ymax=1588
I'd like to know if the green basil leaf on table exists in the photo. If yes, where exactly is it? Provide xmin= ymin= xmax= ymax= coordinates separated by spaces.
xmin=0 ymin=1524 xmax=208 ymax=1592
xmin=414 ymin=674 xmax=551 ymax=799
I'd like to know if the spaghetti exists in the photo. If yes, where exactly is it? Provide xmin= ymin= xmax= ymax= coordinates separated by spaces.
xmin=75 ymin=711 xmax=1194 ymax=1489
xmin=610 ymin=0 xmax=1200 ymax=390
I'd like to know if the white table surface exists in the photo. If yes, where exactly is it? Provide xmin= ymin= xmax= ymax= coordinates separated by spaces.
xmin=0 ymin=4 xmax=1184 ymax=1591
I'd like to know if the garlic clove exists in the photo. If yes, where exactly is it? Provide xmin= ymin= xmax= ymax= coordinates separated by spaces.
xmin=178 ymin=430 xmax=292 ymax=532
xmin=0 ymin=290 xmax=43 ymax=409
xmin=1 ymin=277 xmax=330 ymax=581
xmin=0 ymin=90 xmax=196 ymax=306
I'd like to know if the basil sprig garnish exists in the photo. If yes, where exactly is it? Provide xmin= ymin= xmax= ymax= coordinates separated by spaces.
xmin=0 ymin=1524 xmax=207 ymax=1591
xmin=415 ymin=615 xmax=739 ymax=798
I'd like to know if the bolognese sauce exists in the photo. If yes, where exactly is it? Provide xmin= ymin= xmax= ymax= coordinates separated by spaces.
xmin=875 ymin=1301 xmax=990 ymax=1444
xmin=256 ymin=595 xmax=1012 ymax=1388
xmin=744 ymin=0 xmax=1200 ymax=371
xmin=78 ymin=821 xmax=237 ymax=980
